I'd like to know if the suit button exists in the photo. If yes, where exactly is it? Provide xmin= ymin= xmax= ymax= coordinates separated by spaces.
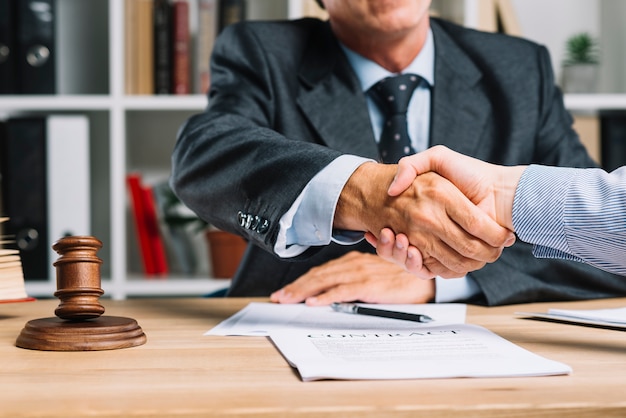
xmin=244 ymin=214 xmax=253 ymax=229
xmin=256 ymin=219 xmax=270 ymax=234
xmin=237 ymin=211 xmax=246 ymax=227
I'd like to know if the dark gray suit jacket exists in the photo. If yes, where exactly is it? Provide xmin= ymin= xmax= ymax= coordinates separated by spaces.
xmin=171 ymin=18 xmax=626 ymax=305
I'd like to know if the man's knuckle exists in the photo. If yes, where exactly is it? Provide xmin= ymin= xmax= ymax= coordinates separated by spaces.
xmin=459 ymin=239 xmax=483 ymax=258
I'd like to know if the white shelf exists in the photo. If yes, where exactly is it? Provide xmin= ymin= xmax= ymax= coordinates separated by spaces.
xmin=122 ymin=95 xmax=207 ymax=110
xmin=0 ymin=95 xmax=208 ymax=112
xmin=0 ymin=96 xmax=114 ymax=112
xmin=119 ymin=277 xmax=230 ymax=297
xmin=6 ymin=93 xmax=624 ymax=114
xmin=563 ymin=94 xmax=626 ymax=112
xmin=25 ymin=278 xmax=230 ymax=299
xmin=6 ymin=93 xmax=622 ymax=114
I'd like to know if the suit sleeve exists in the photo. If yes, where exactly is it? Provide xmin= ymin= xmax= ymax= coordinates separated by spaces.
xmin=170 ymin=23 xmax=341 ymax=255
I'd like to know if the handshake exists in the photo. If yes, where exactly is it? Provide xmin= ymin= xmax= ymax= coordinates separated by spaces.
xmin=336 ymin=145 xmax=527 ymax=279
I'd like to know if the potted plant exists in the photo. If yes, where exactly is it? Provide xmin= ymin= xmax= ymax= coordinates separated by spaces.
xmin=154 ymin=183 xmax=247 ymax=279
xmin=561 ymin=32 xmax=600 ymax=93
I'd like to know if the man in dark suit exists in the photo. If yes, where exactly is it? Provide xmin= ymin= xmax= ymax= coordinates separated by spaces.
xmin=171 ymin=0 xmax=626 ymax=306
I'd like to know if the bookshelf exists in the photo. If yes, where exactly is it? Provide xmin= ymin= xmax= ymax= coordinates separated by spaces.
xmin=1 ymin=0 xmax=625 ymax=299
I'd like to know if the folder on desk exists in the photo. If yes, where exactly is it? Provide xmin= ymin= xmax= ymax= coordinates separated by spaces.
xmin=517 ymin=307 xmax=626 ymax=330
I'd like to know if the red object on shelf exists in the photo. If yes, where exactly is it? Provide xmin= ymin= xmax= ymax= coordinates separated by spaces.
xmin=126 ymin=173 xmax=168 ymax=276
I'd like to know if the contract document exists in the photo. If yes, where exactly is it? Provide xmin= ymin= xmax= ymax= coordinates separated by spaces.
xmin=206 ymin=303 xmax=571 ymax=381
xmin=270 ymin=324 xmax=572 ymax=381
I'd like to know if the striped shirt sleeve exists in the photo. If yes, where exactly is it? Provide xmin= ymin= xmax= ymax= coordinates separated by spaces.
xmin=512 ymin=165 xmax=626 ymax=276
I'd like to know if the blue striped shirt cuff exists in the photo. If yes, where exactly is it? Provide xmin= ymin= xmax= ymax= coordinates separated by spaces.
xmin=513 ymin=165 xmax=626 ymax=275
xmin=512 ymin=165 xmax=583 ymax=263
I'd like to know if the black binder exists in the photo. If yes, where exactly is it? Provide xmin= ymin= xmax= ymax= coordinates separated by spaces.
xmin=15 ymin=0 xmax=56 ymax=94
xmin=600 ymin=111 xmax=626 ymax=172
xmin=0 ymin=0 xmax=17 ymax=94
xmin=0 ymin=117 xmax=49 ymax=280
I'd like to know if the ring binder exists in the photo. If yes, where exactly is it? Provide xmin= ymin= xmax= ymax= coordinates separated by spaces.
xmin=0 ymin=0 xmax=17 ymax=94
xmin=15 ymin=0 xmax=56 ymax=94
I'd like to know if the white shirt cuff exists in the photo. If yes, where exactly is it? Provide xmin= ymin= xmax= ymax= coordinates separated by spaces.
xmin=274 ymin=155 xmax=373 ymax=258
xmin=434 ymin=275 xmax=479 ymax=303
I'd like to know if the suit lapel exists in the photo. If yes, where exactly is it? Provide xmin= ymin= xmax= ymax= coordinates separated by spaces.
xmin=296 ymin=23 xmax=379 ymax=159
xmin=295 ymin=20 xmax=494 ymax=161
xmin=430 ymin=20 xmax=491 ymax=157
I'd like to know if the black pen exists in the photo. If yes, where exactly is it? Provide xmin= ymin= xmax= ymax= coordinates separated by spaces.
xmin=331 ymin=302 xmax=433 ymax=323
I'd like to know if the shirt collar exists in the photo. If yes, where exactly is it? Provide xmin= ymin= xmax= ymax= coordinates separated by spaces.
xmin=340 ymin=28 xmax=435 ymax=92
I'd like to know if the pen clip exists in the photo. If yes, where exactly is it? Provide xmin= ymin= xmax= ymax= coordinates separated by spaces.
xmin=331 ymin=302 xmax=358 ymax=314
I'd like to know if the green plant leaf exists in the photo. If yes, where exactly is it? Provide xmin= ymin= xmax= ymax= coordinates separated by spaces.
xmin=563 ymin=32 xmax=599 ymax=65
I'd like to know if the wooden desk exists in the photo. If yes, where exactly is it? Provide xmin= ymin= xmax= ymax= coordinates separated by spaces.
xmin=1 ymin=297 xmax=626 ymax=417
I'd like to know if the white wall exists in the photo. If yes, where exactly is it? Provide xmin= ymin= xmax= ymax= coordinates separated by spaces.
xmin=599 ymin=0 xmax=626 ymax=93
xmin=511 ymin=0 xmax=625 ymax=93
xmin=511 ymin=0 xmax=599 ymax=89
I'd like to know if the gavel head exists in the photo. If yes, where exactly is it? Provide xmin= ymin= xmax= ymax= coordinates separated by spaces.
xmin=52 ymin=236 xmax=105 ymax=320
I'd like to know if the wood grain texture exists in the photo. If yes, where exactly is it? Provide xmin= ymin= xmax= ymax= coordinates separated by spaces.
xmin=1 ymin=297 xmax=626 ymax=417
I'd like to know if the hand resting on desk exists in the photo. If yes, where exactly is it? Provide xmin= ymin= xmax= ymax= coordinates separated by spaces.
xmin=270 ymin=252 xmax=435 ymax=306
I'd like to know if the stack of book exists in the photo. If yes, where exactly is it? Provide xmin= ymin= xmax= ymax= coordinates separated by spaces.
xmin=0 ymin=218 xmax=34 ymax=303
xmin=125 ymin=0 xmax=246 ymax=96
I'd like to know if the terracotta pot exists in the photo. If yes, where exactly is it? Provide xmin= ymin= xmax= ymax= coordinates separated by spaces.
xmin=205 ymin=230 xmax=247 ymax=278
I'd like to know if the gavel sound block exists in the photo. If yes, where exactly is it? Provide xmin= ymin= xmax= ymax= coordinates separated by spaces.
xmin=16 ymin=236 xmax=146 ymax=351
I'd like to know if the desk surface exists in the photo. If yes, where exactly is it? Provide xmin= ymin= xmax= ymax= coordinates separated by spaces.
xmin=1 ymin=297 xmax=626 ymax=417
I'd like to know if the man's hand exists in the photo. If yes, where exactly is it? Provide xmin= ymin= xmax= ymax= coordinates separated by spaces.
xmin=269 ymin=251 xmax=436 ymax=305
xmin=389 ymin=145 xmax=527 ymax=230
xmin=364 ymin=228 xmax=432 ymax=278
xmin=334 ymin=162 xmax=514 ymax=278
xmin=368 ymin=146 xmax=525 ymax=275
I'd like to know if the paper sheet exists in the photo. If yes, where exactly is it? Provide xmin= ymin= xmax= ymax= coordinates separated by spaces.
xmin=207 ymin=302 xmax=570 ymax=381
xmin=516 ymin=306 xmax=626 ymax=329
xmin=206 ymin=302 xmax=467 ymax=336
xmin=270 ymin=324 xmax=572 ymax=381
xmin=548 ymin=307 xmax=626 ymax=323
